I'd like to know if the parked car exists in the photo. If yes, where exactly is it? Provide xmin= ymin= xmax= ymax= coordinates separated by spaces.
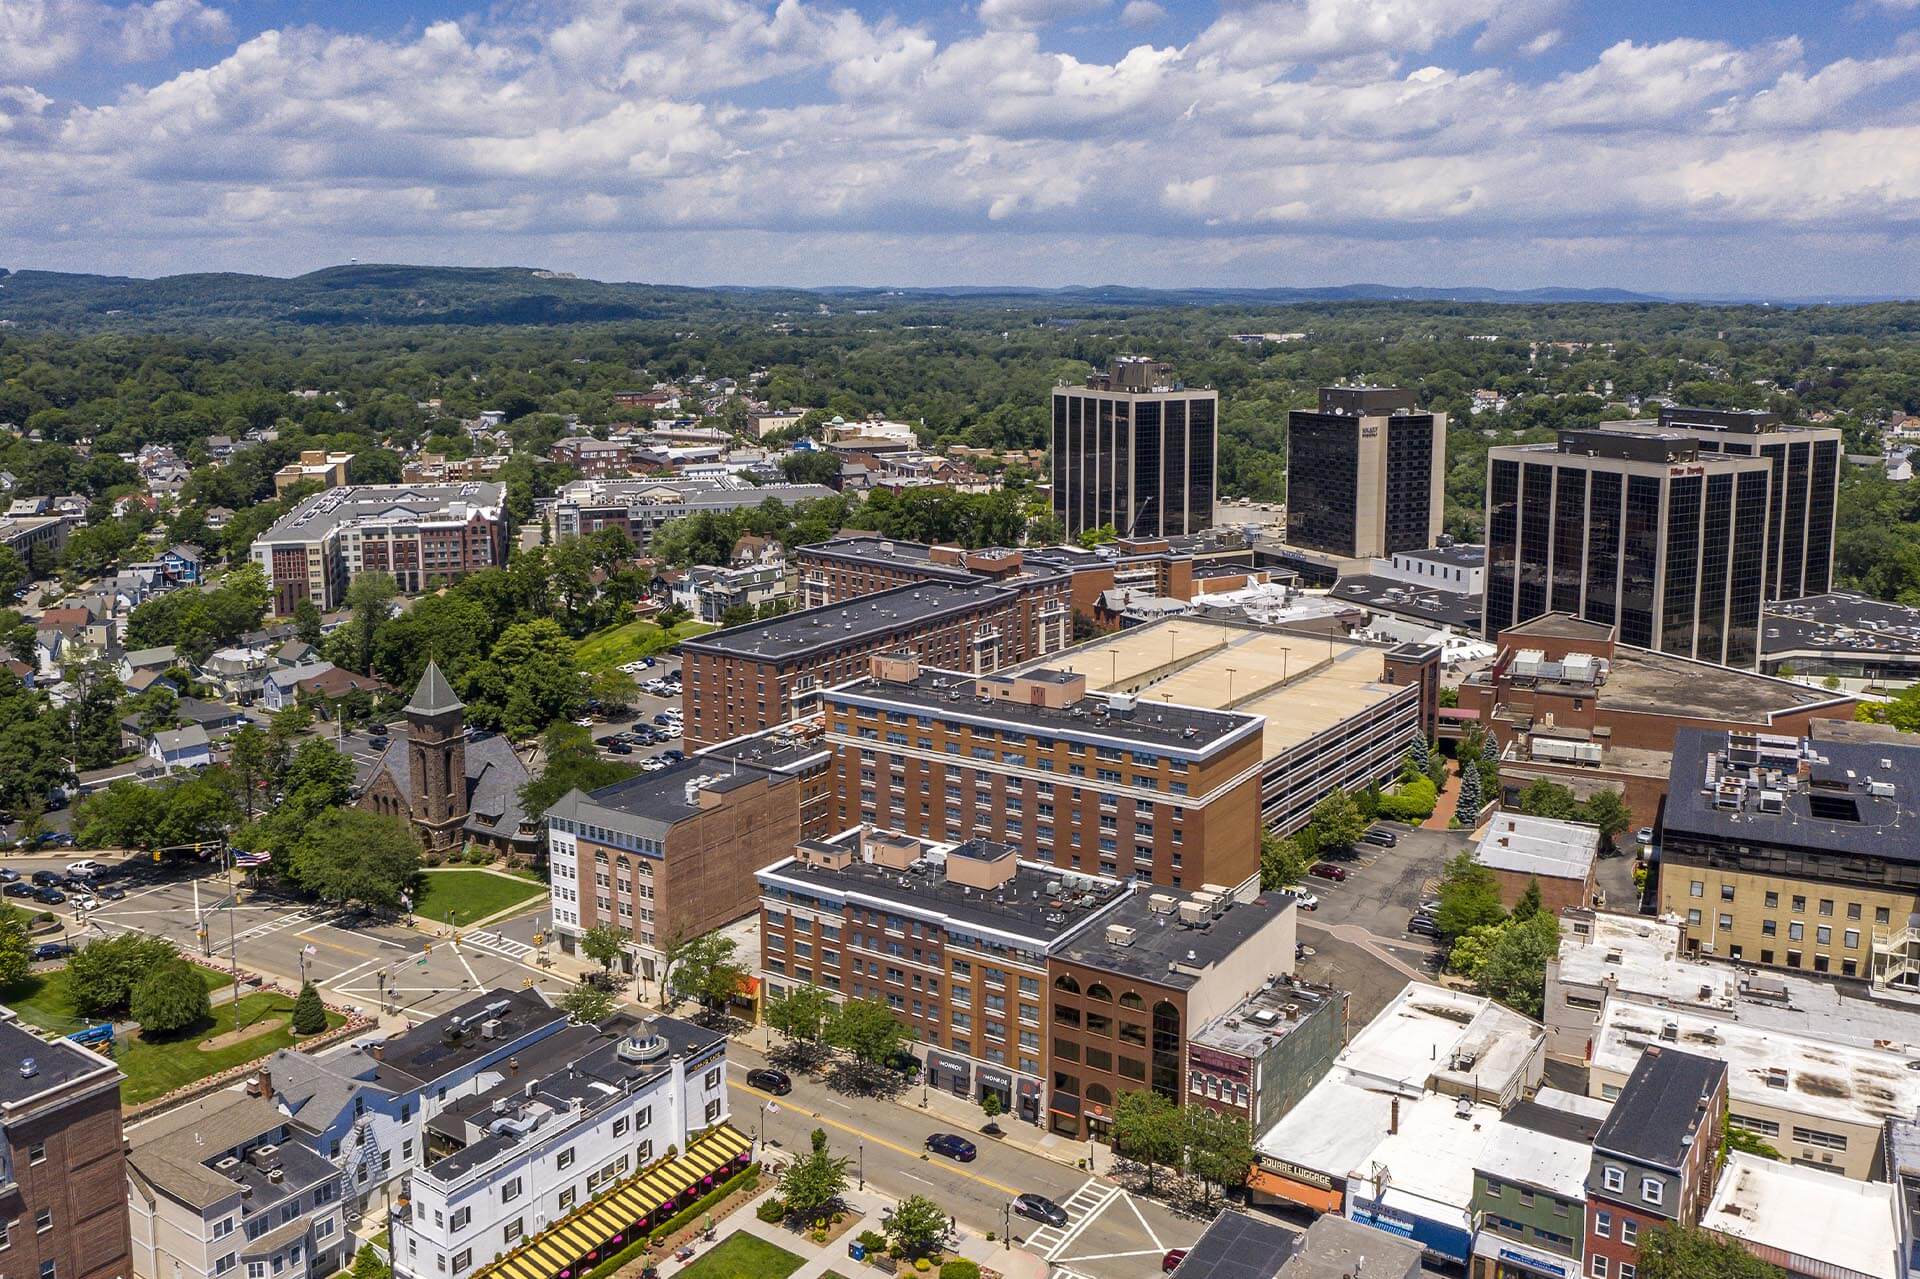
xmin=64 ymin=860 xmax=104 ymax=879
xmin=33 ymin=886 xmax=66 ymax=905
xmin=1281 ymin=886 xmax=1319 ymax=910
xmin=1361 ymin=827 xmax=1398 ymax=847
xmin=924 ymin=1133 xmax=977 ymax=1162
xmin=1309 ymin=862 xmax=1347 ymax=882
xmin=1407 ymin=914 xmax=1440 ymax=938
xmin=94 ymin=883 xmax=125 ymax=901
xmin=31 ymin=941 xmax=72 ymax=961
xmin=660 ymin=750 xmax=685 ymax=764
xmin=1163 ymin=1251 xmax=1188 ymax=1272
xmin=2 ymin=882 xmax=35 ymax=899
xmin=1014 ymin=1194 xmax=1067 ymax=1228
xmin=1636 ymin=826 xmax=1656 ymax=845
xmin=1418 ymin=899 xmax=1441 ymax=916
xmin=652 ymin=712 xmax=676 ymax=726
xmin=29 ymin=870 xmax=62 ymax=887
xmin=0 ymin=867 xmax=17 ymax=883
xmin=744 ymin=1068 xmax=791 ymax=1095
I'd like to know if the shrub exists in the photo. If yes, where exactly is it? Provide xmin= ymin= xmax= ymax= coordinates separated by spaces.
xmin=130 ymin=957 xmax=211 ymax=1035
xmin=1377 ymin=777 xmax=1438 ymax=822
xmin=858 ymin=1231 xmax=888 ymax=1253
xmin=914 ymin=1260 xmax=930 ymax=1273
xmin=291 ymin=981 xmax=328 ymax=1035
xmin=810 ymin=1229 xmax=828 ymax=1244
xmin=941 ymin=1262 xmax=980 ymax=1279
xmin=756 ymin=1198 xmax=786 ymax=1223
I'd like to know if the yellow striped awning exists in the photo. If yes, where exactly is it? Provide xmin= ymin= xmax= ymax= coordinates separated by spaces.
xmin=469 ymin=1126 xmax=753 ymax=1279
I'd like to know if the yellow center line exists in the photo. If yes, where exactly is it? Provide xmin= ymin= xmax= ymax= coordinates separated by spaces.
xmin=731 ymin=1079 xmax=1022 ymax=1198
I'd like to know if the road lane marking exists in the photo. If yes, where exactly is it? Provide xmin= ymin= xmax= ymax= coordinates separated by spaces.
xmin=1124 ymin=1193 xmax=1163 ymax=1252
xmin=729 ymin=1078 xmax=1021 ymax=1197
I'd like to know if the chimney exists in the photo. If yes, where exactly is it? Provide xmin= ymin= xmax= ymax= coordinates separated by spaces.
xmin=509 ymin=1058 xmax=519 ymax=1076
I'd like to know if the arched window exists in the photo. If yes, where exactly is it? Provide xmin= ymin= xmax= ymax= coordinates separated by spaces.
xmin=1054 ymin=975 xmax=1080 ymax=995
xmin=1118 ymin=991 xmax=1145 ymax=1011
xmin=1086 ymin=983 xmax=1113 ymax=1002
xmin=1085 ymin=1083 xmax=1112 ymax=1108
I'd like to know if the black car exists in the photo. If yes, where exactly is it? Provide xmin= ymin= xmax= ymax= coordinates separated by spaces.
xmin=2 ymin=882 xmax=34 ymax=899
xmin=29 ymin=870 xmax=62 ymax=887
xmin=925 ymin=1133 xmax=977 ymax=1162
xmin=31 ymin=941 xmax=72 ymax=961
xmin=1407 ymin=914 xmax=1440 ymax=938
xmin=93 ymin=883 xmax=126 ymax=901
xmin=607 ymin=742 xmax=632 ymax=755
xmin=660 ymin=749 xmax=685 ymax=764
xmin=34 ymin=886 xmax=66 ymax=905
xmin=1014 ymin=1194 xmax=1067 ymax=1228
xmin=745 ymin=1068 xmax=791 ymax=1096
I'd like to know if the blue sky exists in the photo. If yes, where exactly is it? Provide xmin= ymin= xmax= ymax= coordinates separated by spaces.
xmin=3 ymin=0 xmax=1920 ymax=296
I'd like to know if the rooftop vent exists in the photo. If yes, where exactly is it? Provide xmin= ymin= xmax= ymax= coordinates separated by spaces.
xmin=17 ymin=1057 xmax=34 ymax=1079
xmin=616 ymin=1019 xmax=671 ymax=1065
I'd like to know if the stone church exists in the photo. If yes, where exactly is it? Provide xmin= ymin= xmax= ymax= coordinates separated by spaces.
xmin=359 ymin=661 xmax=542 ymax=860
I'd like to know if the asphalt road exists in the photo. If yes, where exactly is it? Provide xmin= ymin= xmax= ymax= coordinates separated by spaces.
xmin=725 ymin=1040 xmax=1210 ymax=1279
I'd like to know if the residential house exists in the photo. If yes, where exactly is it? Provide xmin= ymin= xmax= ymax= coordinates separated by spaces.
xmin=159 ymin=545 xmax=205 ymax=586
xmin=119 ymin=646 xmax=179 ymax=685
xmin=1584 ymin=1047 xmax=1727 ymax=1279
xmin=262 ymin=664 xmax=333 ymax=712
xmin=148 ymin=725 xmax=211 ymax=772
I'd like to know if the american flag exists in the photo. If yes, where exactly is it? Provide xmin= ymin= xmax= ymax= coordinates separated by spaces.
xmin=233 ymin=850 xmax=270 ymax=868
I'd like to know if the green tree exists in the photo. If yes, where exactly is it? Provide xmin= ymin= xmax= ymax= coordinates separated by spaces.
xmin=980 ymin=1090 xmax=1002 ymax=1124
xmin=579 ymin=922 xmax=627 ymax=975
xmin=1578 ymin=789 xmax=1634 ymax=846
xmin=1259 ymin=830 xmax=1309 ymax=890
xmin=883 ymin=1195 xmax=955 ymax=1259
xmin=825 ymin=996 xmax=912 ymax=1073
xmin=1435 ymin=851 xmax=1507 ymax=942
xmin=291 ymin=981 xmax=328 ymax=1035
xmin=1512 ymin=877 xmax=1543 ymax=922
xmin=68 ymin=933 xmax=179 ymax=1015
xmin=289 ymin=809 xmax=421 ymax=910
xmin=1110 ymin=1090 xmax=1183 ymax=1193
xmin=0 ymin=907 xmax=33 ymax=988
xmin=668 ymin=931 xmax=750 ymax=1018
xmin=1637 ymin=1223 xmax=1782 ymax=1279
xmin=1303 ymin=789 xmax=1366 ymax=854
xmin=560 ymin=982 xmax=618 ymax=1025
xmin=1518 ymin=777 xmax=1581 ymax=821
xmin=764 ymin=983 xmax=834 ymax=1062
xmin=339 ymin=572 xmax=399 ymax=675
xmin=1075 ymin=523 xmax=1118 ymax=548
xmin=1183 ymin=1106 xmax=1254 ymax=1202
xmin=130 ymin=956 xmax=212 ymax=1036
xmin=0 ymin=547 xmax=27 ymax=601
xmin=780 ymin=450 xmax=841 ymax=487
xmin=1456 ymin=758 xmax=1482 ymax=819
xmin=1471 ymin=911 xmax=1561 ymax=1017
xmin=517 ymin=723 xmax=638 ymax=819
xmin=465 ymin=619 xmax=586 ymax=738
xmin=292 ymin=597 xmax=324 ymax=646
xmin=778 ymin=1139 xmax=851 ymax=1223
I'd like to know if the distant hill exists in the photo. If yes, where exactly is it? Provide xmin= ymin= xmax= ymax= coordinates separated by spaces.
xmin=0 ymin=262 xmax=1675 ymax=329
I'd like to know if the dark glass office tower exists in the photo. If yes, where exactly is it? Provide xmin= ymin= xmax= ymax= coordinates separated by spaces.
xmin=1654 ymin=407 xmax=1842 ymax=600
xmin=1050 ymin=358 xmax=1218 ymax=539
xmin=1284 ymin=386 xmax=1447 ymax=558
xmin=1482 ymin=429 xmax=1774 ymax=668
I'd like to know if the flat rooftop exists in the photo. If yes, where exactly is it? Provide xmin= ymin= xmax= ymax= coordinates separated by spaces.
xmin=1765 ymin=591 xmax=1920 ymax=658
xmin=1166 ymin=1210 xmax=1301 ymax=1279
xmin=1591 ymin=1000 xmax=1920 ymax=1131
xmin=1664 ymin=728 xmax=1919 ymax=861
xmin=1399 ymin=543 xmax=1485 ymax=568
xmin=682 ymin=580 xmax=1016 ymax=661
xmin=1338 ymin=982 xmax=1542 ymax=1097
xmin=1190 ymin=979 xmax=1343 ymax=1058
xmin=1474 ymin=813 xmax=1600 ymax=881
xmin=373 ymin=988 xmax=563 ymax=1086
xmin=1554 ymin=912 xmax=1920 ymax=1053
xmin=1056 ymin=889 xmax=1293 ymax=990
xmin=258 ymin=481 xmax=505 ymax=541
xmin=1021 ymin=616 xmax=1409 ymax=762
xmin=549 ymin=757 xmax=788 ymax=839
xmin=1702 ymin=1153 xmax=1901 ymax=1279
xmin=1328 ymin=574 xmax=1483 ymax=630
xmin=1352 ymin=1092 xmax=1517 ymax=1226
xmin=1600 ymin=645 xmax=1841 ymax=722
xmin=830 ymin=665 xmax=1262 ymax=758
xmin=758 ymin=840 xmax=1130 ymax=946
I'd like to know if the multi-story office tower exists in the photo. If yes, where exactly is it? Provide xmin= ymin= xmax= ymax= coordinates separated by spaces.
xmin=1284 ymin=387 xmax=1447 ymax=558
xmin=822 ymin=655 xmax=1267 ymax=891
xmin=1051 ymin=358 xmax=1218 ymax=540
xmin=1653 ymin=406 xmax=1842 ymax=600
xmin=1484 ymin=429 xmax=1774 ymax=668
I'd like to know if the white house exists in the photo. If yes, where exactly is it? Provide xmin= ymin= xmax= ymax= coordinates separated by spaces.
xmin=389 ymin=1013 xmax=733 ymax=1279
xmin=149 ymin=724 xmax=212 ymax=772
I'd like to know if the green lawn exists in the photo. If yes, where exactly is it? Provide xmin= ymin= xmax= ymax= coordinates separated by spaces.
xmin=411 ymin=868 xmax=547 ymax=926
xmin=575 ymin=618 xmax=715 ymax=673
xmin=674 ymin=1235 xmax=806 ymax=1279
xmin=2 ymin=967 xmax=346 ymax=1105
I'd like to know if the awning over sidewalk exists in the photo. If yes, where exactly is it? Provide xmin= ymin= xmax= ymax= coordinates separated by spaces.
xmin=481 ymin=1125 xmax=753 ymax=1279
xmin=1247 ymin=1169 xmax=1342 ymax=1214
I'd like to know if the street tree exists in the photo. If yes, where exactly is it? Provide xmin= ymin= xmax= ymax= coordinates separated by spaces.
xmin=292 ymin=982 xmax=328 ymax=1035
xmin=883 ymin=1195 xmax=955 ymax=1259
xmin=1259 ymin=830 xmax=1309 ymax=891
xmin=579 ymin=923 xmax=627 ymax=976
xmin=1303 ymin=788 xmax=1367 ymax=854
xmin=778 ymin=1139 xmax=850 ymax=1224
xmin=1110 ymin=1090 xmax=1183 ymax=1193
xmin=763 ymin=983 xmax=834 ymax=1064
xmin=1579 ymin=788 xmax=1634 ymax=846
xmin=1184 ymin=1107 xmax=1254 ymax=1202
xmin=0 ymin=907 xmax=32 ymax=988
xmin=560 ymin=983 xmax=618 ymax=1025
xmin=289 ymin=809 xmax=421 ymax=911
xmin=668 ymin=932 xmax=750 ymax=1020
xmin=69 ymin=933 xmax=178 ymax=1015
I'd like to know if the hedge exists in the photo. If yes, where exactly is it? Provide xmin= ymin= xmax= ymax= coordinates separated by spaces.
xmin=569 ymin=1163 xmax=763 ymax=1279
xmin=1377 ymin=777 xmax=1438 ymax=822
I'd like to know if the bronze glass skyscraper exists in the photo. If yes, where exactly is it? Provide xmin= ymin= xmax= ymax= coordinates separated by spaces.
xmin=1050 ymin=358 xmax=1218 ymax=539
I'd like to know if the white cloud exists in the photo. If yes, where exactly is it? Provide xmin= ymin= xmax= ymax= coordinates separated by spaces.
xmin=976 ymin=0 xmax=1108 ymax=32
xmin=0 ymin=0 xmax=227 ymax=76
xmin=2 ymin=0 xmax=1920 ymax=293
xmin=1119 ymin=1 xmax=1164 ymax=28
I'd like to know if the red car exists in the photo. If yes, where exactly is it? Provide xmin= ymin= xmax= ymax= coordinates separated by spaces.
xmin=1309 ymin=862 xmax=1348 ymax=882
xmin=1162 ymin=1251 xmax=1188 ymax=1272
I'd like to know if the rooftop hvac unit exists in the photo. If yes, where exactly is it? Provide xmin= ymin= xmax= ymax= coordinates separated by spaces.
xmin=1105 ymin=924 xmax=1137 ymax=948
xmin=1178 ymin=900 xmax=1211 ymax=926
xmin=480 ymin=1018 xmax=502 ymax=1040
xmin=1147 ymin=893 xmax=1179 ymax=915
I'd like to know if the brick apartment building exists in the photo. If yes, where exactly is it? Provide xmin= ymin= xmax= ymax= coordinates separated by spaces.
xmin=678 ymin=580 xmax=1071 ymax=748
xmin=250 ymin=483 xmax=510 ymax=612
xmin=0 ymin=1011 xmax=130 ymax=1279
xmin=548 ymin=437 xmax=637 ymax=476
xmin=545 ymin=723 xmax=830 ymax=982
xmin=1584 ymin=1046 xmax=1727 ymax=1279
xmin=1458 ymin=613 xmax=1857 ymax=833
xmin=547 ymin=477 xmax=837 ymax=549
xmin=822 ymin=656 xmax=1267 ymax=891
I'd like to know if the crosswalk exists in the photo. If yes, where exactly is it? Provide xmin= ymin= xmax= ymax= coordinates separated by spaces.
xmin=458 ymin=930 xmax=535 ymax=962
xmin=1024 ymin=1178 xmax=1122 ymax=1260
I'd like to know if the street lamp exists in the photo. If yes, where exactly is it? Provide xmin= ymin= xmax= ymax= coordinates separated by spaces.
xmin=757 ymin=1100 xmax=779 ymax=1148
xmin=858 ymin=1142 xmax=864 ymax=1191
xmin=1002 ymin=1201 xmax=1011 ymax=1250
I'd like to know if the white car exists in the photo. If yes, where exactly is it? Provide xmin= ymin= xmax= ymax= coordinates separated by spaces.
xmin=1281 ymin=886 xmax=1319 ymax=910
xmin=1636 ymin=826 xmax=1655 ymax=845
xmin=65 ymin=860 xmax=104 ymax=878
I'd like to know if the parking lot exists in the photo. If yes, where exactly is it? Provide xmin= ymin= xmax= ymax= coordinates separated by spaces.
xmin=13 ymin=857 xmax=571 ymax=1022
xmin=586 ymin=654 xmax=686 ymax=768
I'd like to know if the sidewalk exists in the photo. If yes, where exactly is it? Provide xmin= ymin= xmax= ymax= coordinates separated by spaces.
xmin=730 ymin=1022 xmax=1117 ymax=1178
xmin=654 ymin=1177 xmax=1046 ymax=1279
